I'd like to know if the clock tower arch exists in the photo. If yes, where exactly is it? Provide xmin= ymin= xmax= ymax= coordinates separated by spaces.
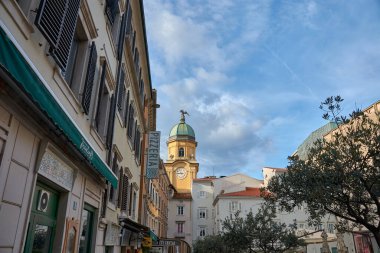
xmin=165 ymin=111 xmax=199 ymax=193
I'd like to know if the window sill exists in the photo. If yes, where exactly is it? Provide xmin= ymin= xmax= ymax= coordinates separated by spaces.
xmin=53 ymin=68 xmax=83 ymax=115
xmin=1 ymin=0 xmax=34 ymax=39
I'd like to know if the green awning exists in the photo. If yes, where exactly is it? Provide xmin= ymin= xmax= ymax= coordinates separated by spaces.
xmin=0 ymin=27 xmax=117 ymax=188
xmin=149 ymin=230 xmax=159 ymax=242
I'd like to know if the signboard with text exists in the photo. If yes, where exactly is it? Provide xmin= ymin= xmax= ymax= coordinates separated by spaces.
xmin=146 ymin=131 xmax=160 ymax=178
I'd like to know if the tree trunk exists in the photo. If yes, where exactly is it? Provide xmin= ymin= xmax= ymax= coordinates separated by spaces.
xmin=373 ymin=231 xmax=380 ymax=249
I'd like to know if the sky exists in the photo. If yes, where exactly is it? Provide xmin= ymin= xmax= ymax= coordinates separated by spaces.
xmin=143 ymin=0 xmax=380 ymax=179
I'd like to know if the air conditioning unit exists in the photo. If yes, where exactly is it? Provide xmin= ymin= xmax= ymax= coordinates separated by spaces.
xmin=37 ymin=190 xmax=50 ymax=212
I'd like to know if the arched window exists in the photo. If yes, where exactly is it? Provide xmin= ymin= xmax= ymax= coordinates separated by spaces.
xmin=178 ymin=148 xmax=184 ymax=157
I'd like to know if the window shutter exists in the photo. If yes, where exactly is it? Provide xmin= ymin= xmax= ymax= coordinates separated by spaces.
xmin=95 ymin=61 xmax=107 ymax=129
xmin=117 ymin=13 xmax=127 ymax=60
xmin=106 ymin=94 xmax=115 ymax=149
xmin=82 ymin=42 xmax=97 ymax=114
xmin=127 ymin=105 xmax=134 ymax=138
xmin=105 ymin=0 xmax=119 ymax=25
xmin=128 ymin=183 xmax=133 ymax=216
xmin=117 ymin=69 xmax=125 ymax=111
xmin=126 ymin=3 xmax=133 ymax=36
xmin=124 ymin=91 xmax=130 ymax=127
xmin=117 ymin=169 xmax=123 ymax=208
xmin=35 ymin=0 xmax=81 ymax=71
xmin=206 ymin=209 xmax=209 ymax=219
xmin=121 ymin=175 xmax=129 ymax=211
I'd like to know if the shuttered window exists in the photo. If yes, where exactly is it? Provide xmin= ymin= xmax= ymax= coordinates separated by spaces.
xmin=35 ymin=0 xmax=81 ymax=71
xmin=106 ymin=94 xmax=115 ymax=149
xmin=82 ymin=42 xmax=97 ymax=114
xmin=117 ymin=69 xmax=126 ymax=112
xmin=105 ymin=0 xmax=119 ymax=25
xmin=139 ymin=78 xmax=144 ymax=106
xmin=127 ymin=105 xmax=134 ymax=139
xmin=124 ymin=91 xmax=130 ymax=128
xmin=121 ymin=175 xmax=129 ymax=211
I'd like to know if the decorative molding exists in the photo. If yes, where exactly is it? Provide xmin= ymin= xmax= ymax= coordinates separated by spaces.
xmin=112 ymin=144 xmax=123 ymax=162
xmin=38 ymin=150 xmax=75 ymax=191
xmin=80 ymin=0 xmax=98 ymax=39
xmin=124 ymin=167 xmax=133 ymax=179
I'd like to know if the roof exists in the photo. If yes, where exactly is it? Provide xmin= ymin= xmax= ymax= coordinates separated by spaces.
xmin=173 ymin=192 xmax=192 ymax=199
xmin=168 ymin=114 xmax=195 ymax=141
xmin=295 ymin=122 xmax=338 ymax=160
xmin=193 ymin=177 xmax=216 ymax=182
xmin=220 ymin=187 xmax=263 ymax=197
xmin=263 ymin=167 xmax=287 ymax=172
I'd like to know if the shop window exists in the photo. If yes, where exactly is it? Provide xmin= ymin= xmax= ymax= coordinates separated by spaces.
xmin=178 ymin=148 xmax=184 ymax=157
xmin=79 ymin=204 xmax=95 ymax=253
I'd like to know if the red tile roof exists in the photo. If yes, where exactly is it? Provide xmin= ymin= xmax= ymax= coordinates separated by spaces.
xmin=264 ymin=167 xmax=287 ymax=172
xmin=173 ymin=192 xmax=192 ymax=199
xmin=193 ymin=177 xmax=215 ymax=182
xmin=220 ymin=187 xmax=264 ymax=197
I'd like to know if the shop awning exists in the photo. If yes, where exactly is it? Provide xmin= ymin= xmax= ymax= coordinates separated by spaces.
xmin=149 ymin=230 xmax=159 ymax=242
xmin=0 ymin=26 xmax=117 ymax=188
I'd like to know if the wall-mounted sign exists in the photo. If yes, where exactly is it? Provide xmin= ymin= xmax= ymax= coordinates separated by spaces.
xmin=142 ymin=236 xmax=152 ymax=248
xmin=153 ymin=239 xmax=179 ymax=246
xmin=146 ymin=131 xmax=160 ymax=179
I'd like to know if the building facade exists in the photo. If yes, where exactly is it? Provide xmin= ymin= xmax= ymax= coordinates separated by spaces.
xmin=0 ymin=0 xmax=158 ymax=252
xmin=165 ymin=112 xmax=198 ymax=251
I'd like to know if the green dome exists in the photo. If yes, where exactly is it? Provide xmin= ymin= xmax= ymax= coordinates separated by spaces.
xmin=169 ymin=113 xmax=195 ymax=140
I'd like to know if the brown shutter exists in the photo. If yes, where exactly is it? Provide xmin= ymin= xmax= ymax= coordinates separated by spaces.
xmin=82 ymin=42 xmax=97 ymax=114
xmin=121 ymin=175 xmax=129 ymax=211
xmin=117 ymin=169 xmax=123 ymax=208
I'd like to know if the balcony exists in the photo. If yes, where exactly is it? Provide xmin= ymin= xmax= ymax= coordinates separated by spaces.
xmin=174 ymin=232 xmax=186 ymax=238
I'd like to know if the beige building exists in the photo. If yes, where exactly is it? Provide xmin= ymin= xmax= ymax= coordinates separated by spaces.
xmin=0 ymin=0 xmax=157 ymax=253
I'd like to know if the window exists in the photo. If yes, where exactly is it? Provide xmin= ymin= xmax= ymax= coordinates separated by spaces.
xmin=177 ymin=206 xmax=184 ymax=216
xmin=199 ymin=191 xmax=206 ymax=198
xmin=199 ymin=227 xmax=206 ymax=237
xmin=105 ymin=0 xmax=121 ymax=48
xmin=79 ymin=204 xmax=95 ymax=253
xmin=116 ymin=68 xmax=126 ymax=115
xmin=178 ymin=147 xmax=184 ymax=157
xmin=108 ymin=154 xmax=119 ymax=204
xmin=327 ymin=223 xmax=335 ymax=234
xmin=64 ymin=18 xmax=92 ymax=101
xmin=127 ymin=104 xmax=134 ymax=139
xmin=94 ymin=61 xmax=111 ymax=141
xmin=176 ymin=222 xmax=184 ymax=233
xmin=132 ymin=191 xmax=137 ymax=219
xmin=198 ymin=208 xmax=207 ymax=219
xmin=229 ymin=201 xmax=240 ymax=213
xmin=35 ymin=0 xmax=81 ymax=71
xmin=298 ymin=223 xmax=305 ymax=230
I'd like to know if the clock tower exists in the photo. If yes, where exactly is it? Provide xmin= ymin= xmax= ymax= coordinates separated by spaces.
xmin=165 ymin=111 xmax=199 ymax=193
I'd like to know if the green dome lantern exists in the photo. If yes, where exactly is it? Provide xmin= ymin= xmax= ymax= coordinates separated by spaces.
xmin=168 ymin=110 xmax=195 ymax=141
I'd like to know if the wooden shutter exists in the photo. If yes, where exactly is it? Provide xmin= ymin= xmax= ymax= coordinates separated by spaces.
xmin=127 ymin=105 xmax=134 ymax=138
xmin=121 ymin=175 xmax=129 ymax=211
xmin=82 ymin=42 xmax=97 ymax=114
xmin=128 ymin=183 xmax=133 ymax=216
xmin=95 ymin=61 xmax=107 ymax=129
xmin=117 ymin=169 xmax=123 ymax=208
xmin=105 ymin=0 xmax=119 ymax=25
xmin=35 ymin=0 xmax=81 ymax=71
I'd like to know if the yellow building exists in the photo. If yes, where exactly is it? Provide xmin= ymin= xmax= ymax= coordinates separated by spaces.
xmin=165 ymin=111 xmax=198 ymax=251
xmin=165 ymin=112 xmax=199 ymax=193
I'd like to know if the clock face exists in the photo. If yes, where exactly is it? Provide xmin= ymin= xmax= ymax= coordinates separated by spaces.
xmin=176 ymin=168 xmax=187 ymax=179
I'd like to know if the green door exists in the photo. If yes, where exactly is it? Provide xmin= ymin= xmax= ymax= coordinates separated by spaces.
xmin=24 ymin=183 xmax=59 ymax=253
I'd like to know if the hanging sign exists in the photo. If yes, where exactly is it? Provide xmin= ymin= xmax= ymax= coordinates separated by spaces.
xmin=146 ymin=131 xmax=160 ymax=178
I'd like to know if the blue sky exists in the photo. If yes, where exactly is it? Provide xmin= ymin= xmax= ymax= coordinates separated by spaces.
xmin=144 ymin=0 xmax=380 ymax=179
